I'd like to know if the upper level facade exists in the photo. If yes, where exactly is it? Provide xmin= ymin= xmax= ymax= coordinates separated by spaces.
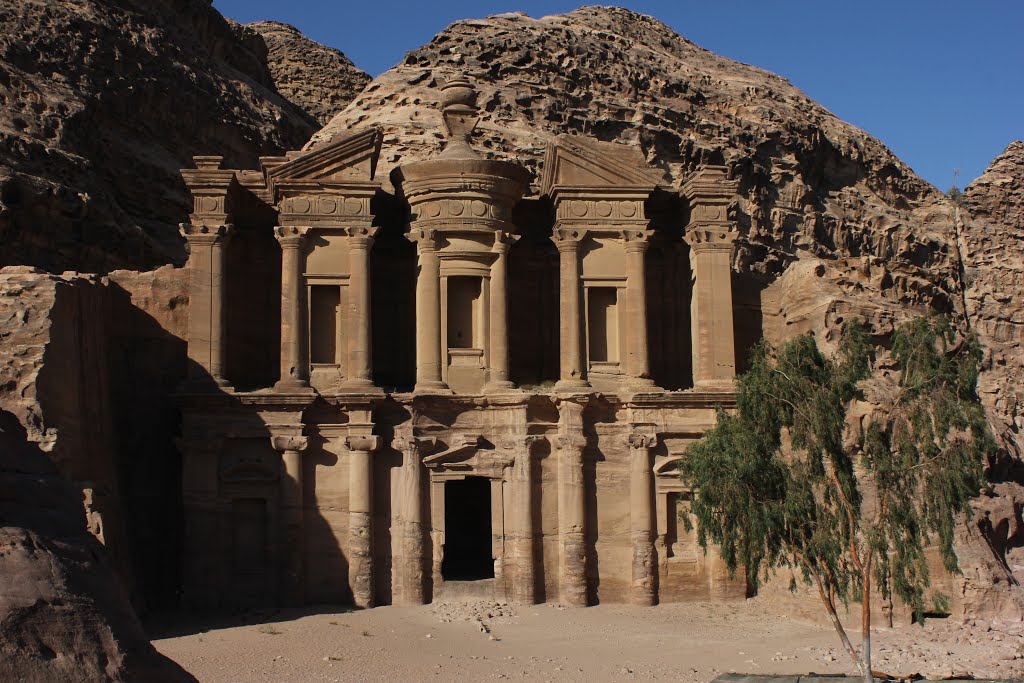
xmin=179 ymin=75 xmax=742 ymax=400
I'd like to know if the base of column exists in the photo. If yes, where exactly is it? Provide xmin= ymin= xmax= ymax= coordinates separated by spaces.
xmin=693 ymin=379 xmax=736 ymax=392
xmin=554 ymin=378 xmax=591 ymax=393
xmin=274 ymin=379 xmax=316 ymax=393
xmin=620 ymin=376 xmax=658 ymax=389
xmin=483 ymin=380 xmax=519 ymax=394
xmin=413 ymin=380 xmax=453 ymax=395
xmin=336 ymin=379 xmax=385 ymax=396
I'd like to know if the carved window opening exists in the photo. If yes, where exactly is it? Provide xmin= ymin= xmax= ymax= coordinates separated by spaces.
xmin=587 ymin=286 xmax=619 ymax=363
xmin=447 ymin=276 xmax=482 ymax=350
xmin=309 ymin=284 xmax=341 ymax=365
xmin=441 ymin=477 xmax=494 ymax=581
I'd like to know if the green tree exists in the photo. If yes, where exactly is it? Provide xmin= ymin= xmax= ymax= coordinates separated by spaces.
xmin=680 ymin=316 xmax=991 ymax=681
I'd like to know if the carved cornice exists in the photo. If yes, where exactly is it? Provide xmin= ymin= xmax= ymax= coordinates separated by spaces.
xmin=270 ymin=435 xmax=309 ymax=452
xmin=552 ymin=195 xmax=649 ymax=229
xmin=680 ymin=165 xmax=739 ymax=203
xmin=277 ymin=190 xmax=375 ymax=228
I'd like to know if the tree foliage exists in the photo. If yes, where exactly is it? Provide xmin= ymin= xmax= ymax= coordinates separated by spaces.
xmin=680 ymin=316 xmax=992 ymax=680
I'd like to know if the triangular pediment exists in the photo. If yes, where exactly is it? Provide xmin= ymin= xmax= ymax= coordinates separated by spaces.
xmin=265 ymin=127 xmax=381 ymax=193
xmin=541 ymin=134 xmax=666 ymax=196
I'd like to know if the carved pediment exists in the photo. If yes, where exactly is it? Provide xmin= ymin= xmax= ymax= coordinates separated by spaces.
xmin=541 ymin=134 xmax=665 ymax=196
xmin=264 ymin=128 xmax=382 ymax=200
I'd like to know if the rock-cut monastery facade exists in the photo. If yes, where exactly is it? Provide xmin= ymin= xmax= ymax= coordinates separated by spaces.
xmin=177 ymin=76 xmax=748 ymax=609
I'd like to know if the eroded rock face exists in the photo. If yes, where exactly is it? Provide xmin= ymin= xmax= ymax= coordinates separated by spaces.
xmin=0 ymin=0 xmax=317 ymax=273
xmin=0 ymin=408 xmax=195 ymax=682
xmin=248 ymin=20 xmax=370 ymax=125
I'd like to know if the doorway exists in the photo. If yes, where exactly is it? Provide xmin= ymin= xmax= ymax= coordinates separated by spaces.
xmin=441 ymin=477 xmax=494 ymax=580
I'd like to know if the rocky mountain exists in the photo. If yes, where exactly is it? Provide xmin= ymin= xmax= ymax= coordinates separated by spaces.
xmin=248 ymin=20 xmax=371 ymax=125
xmin=0 ymin=0 xmax=362 ymax=273
xmin=962 ymin=141 xmax=1024 ymax=462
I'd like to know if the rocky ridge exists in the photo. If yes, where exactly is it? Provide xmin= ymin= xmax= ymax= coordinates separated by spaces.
xmin=247 ymin=20 xmax=371 ymax=125
xmin=0 ymin=0 xmax=363 ymax=273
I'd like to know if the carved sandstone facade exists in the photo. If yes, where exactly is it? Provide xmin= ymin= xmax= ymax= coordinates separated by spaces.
xmin=177 ymin=76 xmax=744 ymax=608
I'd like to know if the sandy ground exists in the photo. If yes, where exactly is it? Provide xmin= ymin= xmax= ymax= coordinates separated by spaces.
xmin=150 ymin=600 xmax=1024 ymax=682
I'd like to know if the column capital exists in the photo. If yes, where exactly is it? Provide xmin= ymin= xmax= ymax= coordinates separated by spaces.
xmin=499 ymin=433 xmax=545 ymax=452
xmin=552 ymin=227 xmax=587 ymax=250
xmin=626 ymin=431 xmax=657 ymax=450
xmin=270 ymin=435 xmax=309 ymax=452
xmin=492 ymin=230 xmax=520 ymax=254
xmin=343 ymin=225 xmax=379 ymax=249
xmin=407 ymin=227 xmax=440 ymax=252
xmin=554 ymin=434 xmax=587 ymax=452
xmin=683 ymin=227 xmax=738 ymax=251
xmin=392 ymin=432 xmax=437 ymax=455
xmin=180 ymin=222 xmax=232 ymax=245
xmin=275 ymin=225 xmax=312 ymax=247
xmin=622 ymin=229 xmax=651 ymax=252
xmin=346 ymin=434 xmax=381 ymax=453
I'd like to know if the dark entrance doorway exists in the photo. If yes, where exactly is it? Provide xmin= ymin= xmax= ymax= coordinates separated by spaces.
xmin=442 ymin=477 xmax=494 ymax=580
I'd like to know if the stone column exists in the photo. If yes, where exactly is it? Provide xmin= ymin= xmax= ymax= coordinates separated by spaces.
xmin=552 ymin=229 xmax=589 ymax=391
xmin=623 ymin=230 xmax=655 ymax=389
xmin=272 ymin=435 xmax=309 ymax=606
xmin=556 ymin=398 xmax=588 ymax=605
xmin=178 ymin=436 xmax=222 ymax=607
xmin=627 ymin=431 xmax=657 ymax=606
xmin=181 ymin=224 xmax=233 ymax=389
xmin=681 ymin=166 xmax=739 ymax=388
xmin=341 ymin=227 xmax=378 ymax=390
xmin=274 ymin=226 xmax=313 ymax=392
xmin=485 ymin=231 xmax=518 ymax=392
xmin=409 ymin=229 xmax=449 ymax=393
xmin=345 ymin=433 xmax=380 ymax=608
xmin=504 ymin=434 xmax=540 ymax=604
xmin=392 ymin=431 xmax=427 ymax=605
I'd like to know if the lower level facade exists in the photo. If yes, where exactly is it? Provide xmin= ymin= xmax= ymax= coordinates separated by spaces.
xmin=178 ymin=389 xmax=747 ymax=609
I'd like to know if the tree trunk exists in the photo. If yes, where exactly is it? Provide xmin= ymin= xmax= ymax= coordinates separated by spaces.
xmin=810 ymin=570 xmax=863 ymax=673
xmin=862 ymin=567 xmax=873 ymax=683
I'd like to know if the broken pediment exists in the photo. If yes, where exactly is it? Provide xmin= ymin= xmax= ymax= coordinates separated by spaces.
xmin=541 ymin=134 xmax=666 ymax=196
xmin=263 ymin=127 xmax=382 ymax=200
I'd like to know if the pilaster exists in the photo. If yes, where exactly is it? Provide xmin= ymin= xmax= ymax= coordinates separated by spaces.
xmin=408 ymin=228 xmax=450 ymax=394
xmin=555 ymin=398 xmax=589 ymax=606
xmin=627 ymin=429 xmax=658 ymax=606
xmin=485 ymin=230 xmax=519 ymax=392
xmin=274 ymin=225 xmax=315 ymax=392
xmin=551 ymin=228 xmax=589 ymax=391
xmin=345 ymin=427 xmax=380 ymax=608
xmin=502 ymin=433 xmax=543 ymax=604
xmin=270 ymin=434 xmax=309 ymax=606
xmin=682 ymin=165 xmax=740 ymax=389
xmin=391 ymin=428 xmax=434 ymax=605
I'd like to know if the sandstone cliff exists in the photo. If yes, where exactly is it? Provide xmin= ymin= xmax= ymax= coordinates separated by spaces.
xmin=248 ymin=20 xmax=371 ymax=125
xmin=0 ymin=0 xmax=326 ymax=273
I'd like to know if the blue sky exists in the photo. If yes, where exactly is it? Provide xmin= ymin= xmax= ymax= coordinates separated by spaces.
xmin=214 ymin=0 xmax=1023 ymax=190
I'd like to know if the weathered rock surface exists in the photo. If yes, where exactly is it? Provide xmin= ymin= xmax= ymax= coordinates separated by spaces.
xmin=248 ymin=20 xmax=370 ymax=125
xmin=0 ymin=408 xmax=195 ymax=682
xmin=0 ymin=0 xmax=317 ymax=273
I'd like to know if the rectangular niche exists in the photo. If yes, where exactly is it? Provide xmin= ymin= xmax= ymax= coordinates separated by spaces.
xmin=309 ymin=284 xmax=341 ymax=364
xmin=587 ymin=286 xmax=619 ymax=363
xmin=447 ymin=276 xmax=482 ymax=350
